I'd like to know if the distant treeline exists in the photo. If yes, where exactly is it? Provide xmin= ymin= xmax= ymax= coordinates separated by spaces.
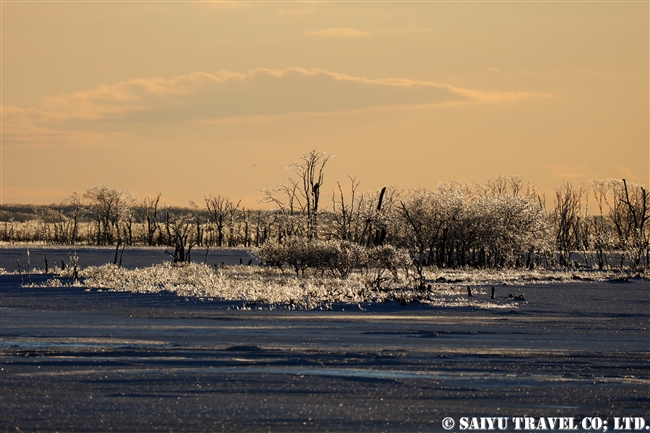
xmin=2 ymin=151 xmax=648 ymax=272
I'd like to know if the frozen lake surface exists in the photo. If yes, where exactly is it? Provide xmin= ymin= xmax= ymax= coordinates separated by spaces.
xmin=1 ymin=246 xmax=256 ymax=271
xmin=1 ymin=248 xmax=648 ymax=432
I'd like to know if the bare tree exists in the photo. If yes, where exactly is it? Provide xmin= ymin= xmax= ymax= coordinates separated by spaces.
xmin=552 ymin=183 xmax=584 ymax=267
xmin=486 ymin=175 xmax=509 ymax=196
xmin=331 ymin=176 xmax=363 ymax=242
xmin=66 ymin=193 xmax=83 ymax=244
xmin=482 ymin=175 xmax=538 ymax=199
xmin=205 ymin=195 xmax=241 ymax=247
xmin=589 ymin=180 xmax=615 ymax=269
xmin=262 ymin=150 xmax=332 ymax=241
xmin=49 ymin=205 xmax=66 ymax=244
xmin=618 ymin=179 xmax=649 ymax=268
xmin=141 ymin=194 xmax=162 ymax=246
xmin=164 ymin=212 xmax=197 ymax=263
xmin=241 ymin=208 xmax=252 ymax=247
xmin=358 ymin=187 xmax=403 ymax=248
xmin=188 ymin=200 xmax=204 ymax=247
xmin=261 ymin=181 xmax=302 ymax=215
xmin=84 ymin=185 xmax=135 ymax=245
xmin=293 ymin=150 xmax=331 ymax=239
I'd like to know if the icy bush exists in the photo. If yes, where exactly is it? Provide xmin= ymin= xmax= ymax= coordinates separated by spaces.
xmin=21 ymin=259 xmax=641 ymax=310
xmin=75 ymin=262 xmax=523 ymax=310
xmin=253 ymin=238 xmax=413 ymax=289
xmin=363 ymin=245 xmax=413 ymax=290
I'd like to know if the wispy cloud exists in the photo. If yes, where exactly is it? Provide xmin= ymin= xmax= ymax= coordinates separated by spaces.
xmin=38 ymin=71 xmax=248 ymax=121
xmin=38 ymin=68 xmax=550 ymax=120
xmin=304 ymin=28 xmax=372 ymax=38
xmin=1 ymin=106 xmax=109 ymax=146
xmin=3 ymin=67 xmax=552 ymax=146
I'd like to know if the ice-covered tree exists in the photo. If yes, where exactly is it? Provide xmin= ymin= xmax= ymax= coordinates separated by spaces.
xmin=205 ymin=195 xmax=240 ymax=247
xmin=84 ymin=185 xmax=136 ymax=246
xmin=262 ymin=150 xmax=332 ymax=241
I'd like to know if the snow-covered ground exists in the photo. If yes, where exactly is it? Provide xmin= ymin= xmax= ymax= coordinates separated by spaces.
xmin=4 ymin=247 xmax=643 ymax=310
xmin=1 ymin=248 xmax=648 ymax=432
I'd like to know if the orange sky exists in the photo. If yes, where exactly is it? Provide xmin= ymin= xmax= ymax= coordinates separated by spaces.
xmin=2 ymin=1 xmax=648 ymax=208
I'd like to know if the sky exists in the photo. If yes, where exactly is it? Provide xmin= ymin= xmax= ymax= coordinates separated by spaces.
xmin=2 ymin=0 xmax=648 ymax=209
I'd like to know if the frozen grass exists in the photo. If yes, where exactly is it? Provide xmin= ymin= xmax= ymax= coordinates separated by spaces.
xmin=80 ymin=263 xmax=442 ymax=309
xmin=17 ymin=262 xmax=644 ymax=310
xmin=0 ymin=241 xmax=251 ymax=251
xmin=425 ymin=267 xmax=644 ymax=285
